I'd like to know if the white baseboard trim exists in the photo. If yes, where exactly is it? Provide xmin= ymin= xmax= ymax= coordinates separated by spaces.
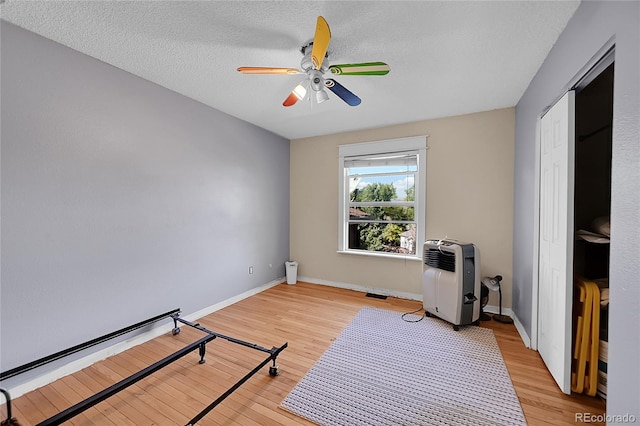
xmin=298 ymin=276 xmax=423 ymax=301
xmin=181 ymin=277 xmax=284 ymax=323
xmin=5 ymin=277 xmax=285 ymax=399
xmin=512 ymin=313 xmax=532 ymax=349
xmin=483 ymin=305 xmax=532 ymax=349
xmin=483 ymin=304 xmax=513 ymax=317
xmin=299 ymin=277 xmax=536 ymax=350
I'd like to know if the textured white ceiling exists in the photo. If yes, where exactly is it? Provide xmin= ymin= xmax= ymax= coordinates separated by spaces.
xmin=1 ymin=1 xmax=580 ymax=140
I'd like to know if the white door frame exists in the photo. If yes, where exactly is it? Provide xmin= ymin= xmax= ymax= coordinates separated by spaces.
xmin=531 ymin=118 xmax=541 ymax=351
xmin=531 ymin=42 xmax=615 ymax=353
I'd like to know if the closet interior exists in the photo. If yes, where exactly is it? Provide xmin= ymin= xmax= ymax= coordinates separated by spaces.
xmin=572 ymin=62 xmax=613 ymax=403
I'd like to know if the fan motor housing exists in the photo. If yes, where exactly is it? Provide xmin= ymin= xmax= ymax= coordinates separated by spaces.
xmin=300 ymin=41 xmax=329 ymax=73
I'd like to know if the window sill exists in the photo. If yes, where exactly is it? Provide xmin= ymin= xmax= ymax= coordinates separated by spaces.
xmin=336 ymin=250 xmax=422 ymax=261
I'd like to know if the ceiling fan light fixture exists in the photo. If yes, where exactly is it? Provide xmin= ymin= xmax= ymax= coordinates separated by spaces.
xmin=316 ymin=89 xmax=329 ymax=104
xmin=293 ymin=83 xmax=307 ymax=100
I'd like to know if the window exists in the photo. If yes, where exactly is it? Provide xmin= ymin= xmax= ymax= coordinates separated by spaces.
xmin=338 ymin=136 xmax=427 ymax=258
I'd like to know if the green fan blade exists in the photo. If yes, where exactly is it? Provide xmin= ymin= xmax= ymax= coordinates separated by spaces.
xmin=329 ymin=62 xmax=390 ymax=76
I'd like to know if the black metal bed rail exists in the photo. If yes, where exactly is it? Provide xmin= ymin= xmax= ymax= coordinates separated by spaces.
xmin=0 ymin=308 xmax=181 ymax=381
xmin=2 ymin=308 xmax=288 ymax=425
xmin=172 ymin=315 xmax=289 ymax=425
xmin=172 ymin=316 xmax=275 ymax=354
xmin=36 ymin=334 xmax=215 ymax=426
xmin=186 ymin=342 xmax=288 ymax=426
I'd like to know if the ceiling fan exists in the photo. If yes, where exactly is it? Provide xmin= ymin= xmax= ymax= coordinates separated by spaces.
xmin=237 ymin=16 xmax=390 ymax=107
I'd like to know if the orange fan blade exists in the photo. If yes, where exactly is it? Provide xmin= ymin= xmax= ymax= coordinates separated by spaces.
xmin=311 ymin=16 xmax=331 ymax=70
xmin=283 ymin=92 xmax=300 ymax=107
xmin=237 ymin=67 xmax=301 ymax=75
xmin=283 ymin=83 xmax=307 ymax=107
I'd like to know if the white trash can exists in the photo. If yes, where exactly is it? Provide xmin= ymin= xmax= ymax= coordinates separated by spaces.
xmin=285 ymin=261 xmax=298 ymax=285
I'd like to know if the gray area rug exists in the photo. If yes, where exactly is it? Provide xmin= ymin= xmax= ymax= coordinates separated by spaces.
xmin=281 ymin=307 xmax=527 ymax=425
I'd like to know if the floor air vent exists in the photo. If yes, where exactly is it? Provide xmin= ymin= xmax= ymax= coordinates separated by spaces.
xmin=366 ymin=293 xmax=387 ymax=300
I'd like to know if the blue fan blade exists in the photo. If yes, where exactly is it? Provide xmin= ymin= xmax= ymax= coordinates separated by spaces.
xmin=325 ymin=79 xmax=361 ymax=106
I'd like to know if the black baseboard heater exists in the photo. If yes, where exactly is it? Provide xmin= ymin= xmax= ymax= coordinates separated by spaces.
xmin=0 ymin=308 xmax=288 ymax=425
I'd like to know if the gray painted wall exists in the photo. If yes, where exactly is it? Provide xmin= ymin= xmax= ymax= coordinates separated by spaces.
xmin=1 ymin=22 xmax=290 ymax=388
xmin=513 ymin=1 xmax=639 ymax=416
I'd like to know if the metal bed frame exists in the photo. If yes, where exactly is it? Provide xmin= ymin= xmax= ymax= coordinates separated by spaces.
xmin=0 ymin=308 xmax=288 ymax=425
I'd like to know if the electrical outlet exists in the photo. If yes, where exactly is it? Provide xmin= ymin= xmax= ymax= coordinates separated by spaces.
xmin=248 ymin=266 xmax=253 ymax=274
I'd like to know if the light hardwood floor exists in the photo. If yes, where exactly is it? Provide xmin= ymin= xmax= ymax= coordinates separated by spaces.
xmin=5 ymin=282 xmax=605 ymax=425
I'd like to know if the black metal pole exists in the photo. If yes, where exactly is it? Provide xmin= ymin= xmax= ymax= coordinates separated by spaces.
xmin=36 ymin=334 xmax=214 ymax=426
xmin=1 ymin=308 xmax=181 ymax=381
xmin=493 ymin=283 xmax=514 ymax=324
xmin=174 ymin=317 xmax=273 ymax=354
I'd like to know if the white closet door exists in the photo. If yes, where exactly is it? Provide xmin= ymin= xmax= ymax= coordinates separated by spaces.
xmin=538 ymin=90 xmax=575 ymax=394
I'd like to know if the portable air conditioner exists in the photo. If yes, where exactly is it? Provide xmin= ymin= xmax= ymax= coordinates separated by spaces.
xmin=422 ymin=239 xmax=481 ymax=330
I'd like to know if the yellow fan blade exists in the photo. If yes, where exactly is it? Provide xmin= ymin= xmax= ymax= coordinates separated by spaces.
xmin=311 ymin=16 xmax=331 ymax=70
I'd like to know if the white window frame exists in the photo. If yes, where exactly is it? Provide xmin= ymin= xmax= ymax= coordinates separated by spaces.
xmin=338 ymin=136 xmax=427 ymax=260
